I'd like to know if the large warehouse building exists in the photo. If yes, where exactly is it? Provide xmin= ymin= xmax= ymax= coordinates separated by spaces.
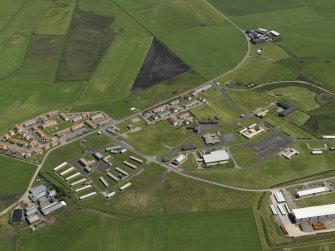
xmin=202 ymin=149 xmax=230 ymax=166
xmin=292 ymin=204 xmax=335 ymax=223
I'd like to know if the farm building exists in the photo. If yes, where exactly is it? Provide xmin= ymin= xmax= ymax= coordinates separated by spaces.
xmin=296 ymin=187 xmax=330 ymax=199
xmin=292 ymin=204 xmax=335 ymax=223
xmin=201 ymin=149 xmax=230 ymax=166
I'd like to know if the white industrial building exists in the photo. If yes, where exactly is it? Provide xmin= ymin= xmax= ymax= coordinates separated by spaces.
xmin=172 ymin=154 xmax=186 ymax=166
xmin=292 ymin=204 xmax=335 ymax=223
xmin=202 ymin=149 xmax=230 ymax=166
xmin=296 ymin=187 xmax=330 ymax=198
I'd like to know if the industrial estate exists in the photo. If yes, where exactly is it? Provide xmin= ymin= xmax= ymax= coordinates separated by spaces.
xmin=0 ymin=0 xmax=335 ymax=251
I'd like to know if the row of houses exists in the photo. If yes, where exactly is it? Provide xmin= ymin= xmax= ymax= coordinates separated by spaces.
xmin=55 ymin=123 xmax=85 ymax=137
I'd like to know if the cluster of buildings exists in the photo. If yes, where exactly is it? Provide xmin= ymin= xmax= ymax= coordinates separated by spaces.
xmin=23 ymin=184 xmax=66 ymax=230
xmin=144 ymin=85 xmax=211 ymax=126
xmin=245 ymin=28 xmax=282 ymax=44
xmin=239 ymin=123 xmax=266 ymax=139
xmin=0 ymin=110 xmax=112 ymax=160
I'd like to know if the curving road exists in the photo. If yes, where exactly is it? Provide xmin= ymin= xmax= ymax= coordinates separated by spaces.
xmin=1 ymin=3 xmax=333 ymax=217
xmin=225 ymin=80 xmax=335 ymax=95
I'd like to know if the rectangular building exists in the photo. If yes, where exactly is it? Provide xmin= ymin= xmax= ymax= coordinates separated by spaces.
xmin=202 ymin=149 xmax=230 ymax=166
xmin=296 ymin=187 xmax=330 ymax=198
xmin=292 ymin=204 xmax=335 ymax=223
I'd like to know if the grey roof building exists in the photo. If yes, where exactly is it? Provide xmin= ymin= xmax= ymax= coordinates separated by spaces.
xmin=29 ymin=185 xmax=47 ymax=202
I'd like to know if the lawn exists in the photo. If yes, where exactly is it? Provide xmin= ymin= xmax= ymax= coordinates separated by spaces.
xmin=35 ymin=0 xmax=76 ymax=35
xmin=15 ymin=208 xmax=261 ymax=251
xmin=188 ymin=144 xmax=335 ymax=189
xmin=123 ymin=121 xmax=193 ymax=156
xmin=0 ymin=156 xmax=36 ymax=211
xmin=0 ymin=82 xmax=84 ymax=133
xmin=114 ymin=0 xmax=247 ymax=79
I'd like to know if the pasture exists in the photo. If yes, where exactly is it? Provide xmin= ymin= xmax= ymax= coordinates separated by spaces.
xmin=0 ymin=83 xmax=84 ymax=133
xmin=15 ymin=209 xmax=261 ymax=251
xmin=114 ymin=0 xmax=247 ymax=79
xmin=0 ymin=156 xmax=36 ymax=211
xmin=79 ymin=36 xmax=152 ymax=103
xmin=35 ymin=0 xmax=76 ymax=35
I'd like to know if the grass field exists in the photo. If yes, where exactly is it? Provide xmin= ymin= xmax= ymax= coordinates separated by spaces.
xmin=191 ymin=90 xmax=240 ymax=124
xmin=79 ymin=36 xmax=152 ymax=103
xmin=266 ymin=86 xmax=320 ymax=111
xmin=15 ymin=208 xmax=261 ymax=251
xmin=276 ymin=18 xmax=335 ymax=58
xmin=114 ymin=0 xmax=247 ymax=80
xmin=35 ymin=0 xmax=76 ymax=35
xmin=123 ymin=121 xmax=193 ymax=156
xmin=231 ymin=6 xmax=323 ymax=29
xmin=188 ymin=144 xmax=335 ymax=189
xmin=0 ymin=82 xmax=84 ymax=133
xmin=0 ymin=156 xmax=36 ymax=211
xmin=0 ymin=34 xmax=29 ymax=79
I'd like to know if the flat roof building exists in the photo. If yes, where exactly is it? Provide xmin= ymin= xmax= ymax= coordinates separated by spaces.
xmin=292 ymin=204 xmax=335 ymax=223
xmin=296 ymin=187 xmax=330 ymax=198
xmin=29 ymin=185 xmax=47 ymax=202
xmin=202 ymin=149 xmax=230 ymax=166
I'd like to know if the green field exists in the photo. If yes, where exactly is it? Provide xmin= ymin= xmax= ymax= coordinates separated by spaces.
xmin=0 ymin=156 xmax=36 ymax=211
xmin=191 ymin=89 xmax=240 ymax=124
xmin=114 ymin=0 xmax=247 ymax=80
xmin=79 ymin=36 xmax=152 ymax=103
xmin=15 ymin=208 xmax=261 ymax=251
xmin=0 ymin=34 xmax=29 ymax=79
xmin=266 ymin=86 xmax=320 ymax=111
xmin=123 ymin=121 xmax=193 ymax=156
xmin=0 ymin=83 xmax=84 ymax=133
xmin=35 ymin=0 xmax=76 ymax=35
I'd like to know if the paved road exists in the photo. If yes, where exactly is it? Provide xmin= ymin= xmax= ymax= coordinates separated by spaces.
xmin=1 ymin=4 xmax=334 ymax=217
